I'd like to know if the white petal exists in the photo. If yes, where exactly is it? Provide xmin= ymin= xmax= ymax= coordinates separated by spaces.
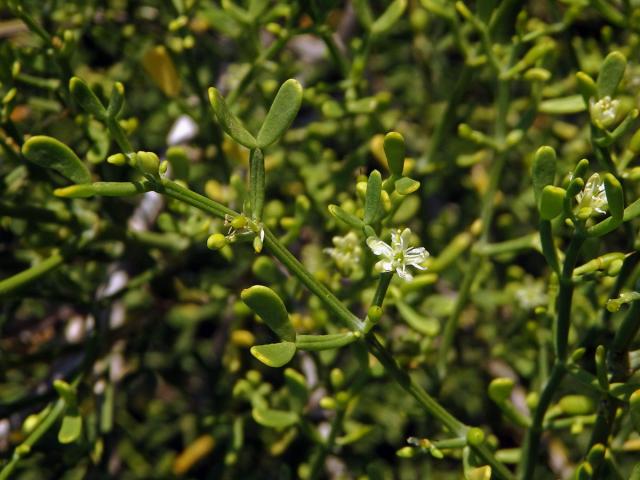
xmin=367 ymin=237 xmax=393 ymax=257
xmin=375 ymin=260 xmax=393 ymax=273
xmin=390 ymin=229 xmax=402 ymax=246
xmin=396 ymin=266 xmax=413 ymax=281
xmin=399 ymin=228 xmax=412 ymax=250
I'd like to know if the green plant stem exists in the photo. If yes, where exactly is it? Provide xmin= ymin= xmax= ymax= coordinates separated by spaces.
xmin=0 ymin=252 xmax=65 ymax=296
xmin=317 ymin=28 xmax=349 ymax=77
xmin=518 ymin=363 xmax=566 ymax=480
xmin=159 ymin=179 xmax=363 ymax=331
xmin=372 ymin=272 xmax=393 ymax=307
xmin=437 ymin=77 xmax=510 ymax=378
xmin=308 ymin=407 xmax=346 ymax=480
xmin=106 ymin=118 xmax=134 ymax=155
xmin=609 ymin=299 xmax=640 ymax=377
xmin=365 ymin=334 xmax=514 ymax=480
xmin=586 ymin=255 xmax=640 ymax=454
xmin=518 ymin=234 xmax=584 ymax=480
xmin=160 ymin=178 xmax=235 ymax=218
xmin=0 ymin=398 xmax=65 ymax=480
xmin=539 ymin=220 xmax=560 ymax=274
xmin=473 ymin=232 xmax=538 ymax=257
xmin=428 ymin=66 xmax=472 ymax=164
xmin=155 ymin=179 xmax=513 ymax=479
xmin=554 ymin=235 xmax=584 ymax=361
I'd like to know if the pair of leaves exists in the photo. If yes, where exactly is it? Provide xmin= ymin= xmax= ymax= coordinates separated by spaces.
xmin=24 ymin=77 xmax=130 ymax=184
xmin=70 ymin=77 xmax=126 ymax=119
xmin=364 ymin=170 xmax=420 ymax=223
xmin=242 ymin=285 xmax=297 ymax=368
xmin=209 ymin=79 xmax=302 ymax=150
xmin=242 ymin=286 xmax=361 ymax=367
xmin=576 ymin=51 xmax=626 ymax=106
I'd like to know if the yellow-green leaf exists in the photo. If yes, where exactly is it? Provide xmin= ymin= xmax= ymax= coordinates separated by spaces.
xmin=328 ymin=204 xmax=364 ymax=229
xmin=395 ymin=176 xmax=420 ymax=195
xmin=54 ymin=181 xmax=149 ymax=198
xmin=208 ymin=87 xmax=257 ymax=149
xmin=69 ymin=77 xmax=107 ymax=119
xmin=539 ymin=95 xmax=586 ymax=115
xmin=539 ymin=185 xmax=566 ymax=220
xmin=142 ymin=45 xmax=181 ymax=97
xmin=384 ymin=132 xmax=405 ymax=175
xmin=603 ymin=173 xmax=624 ymax=221
xmin=58 ymin=414 xmax=82 ymax=444
xmin=597 ymin=51 xmax=626 ymax=98
xmin=630 ymin=389 xmax=640 ymax=433
xmin=371 ymin=0 xmax=407 ymax=36
xmin=256 ymin=79 xmax=302 ymax=149
xmin=241 ymin=285 xmax=295 ymax=341
xmin=23 ymin=136 xmax=91 ymax=184
xmin=531 ymin=145 xmax=556 ymax=203
xmin=251 ymin=406 xmax=298 ymax=428
xmin=364 ymin=170 xmax=382 ymax=225
xmin=250 ymin=342 xmax=296 ymax=368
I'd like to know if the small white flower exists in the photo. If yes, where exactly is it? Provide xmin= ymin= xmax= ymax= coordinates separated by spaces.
xmin=366 ymin=228 xmax=429 ymax=281
xmin=575 ymin=173 xmax=608 ymax=216
xmin=515 ymin=279 xmax=548 ymax=310
xmin=589 ymin=96 xmax=620 ymax=129
xmin=324 ymin=232 xmax=362 ymax=275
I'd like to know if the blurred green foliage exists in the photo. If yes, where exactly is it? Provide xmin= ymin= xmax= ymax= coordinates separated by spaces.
xmin=1 ymin=1 xmax=640 ymax=479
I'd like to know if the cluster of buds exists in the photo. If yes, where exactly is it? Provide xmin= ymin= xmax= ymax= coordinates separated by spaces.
xmin=324 ymin=232 xmax=362 ymax=275
xmin=207 ymin=214 xmax=265 ymax=253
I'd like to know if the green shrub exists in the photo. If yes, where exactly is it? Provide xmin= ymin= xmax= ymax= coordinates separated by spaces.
xmin=1 ymin=1 xmax=640 ymax=479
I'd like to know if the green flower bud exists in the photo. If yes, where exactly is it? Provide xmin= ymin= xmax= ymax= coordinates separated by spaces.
xmin=330 ymin=368 xmax=345 ymax=390
xmin=136 ymin=151 xmax=160 ymax=177
xmin=335 ymin=391 xmax=350 ymax=406
xmin=488 ymin=378 xmax=514 ymax=404
xmin=586 ymin=444 xmax=605 ymax=469
xmin=231 ymin=216 xmax=247 ymax=229
xmin=367 ymin=305 xmax=383 ymax=324
xmin=107 ymin=153 xmax=127 ymax=165
xmin=466 ymin=427 xmax=485 ymax=447
xmin=558 ymin=395 xmax=594 ymax=415
xmin=319 ymin=396 xmax=337 ymax=410
xmin=396 ymin=446 xmax=416 ymax=458
xmin=207 ymin=233 xmax=227 ymax=250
